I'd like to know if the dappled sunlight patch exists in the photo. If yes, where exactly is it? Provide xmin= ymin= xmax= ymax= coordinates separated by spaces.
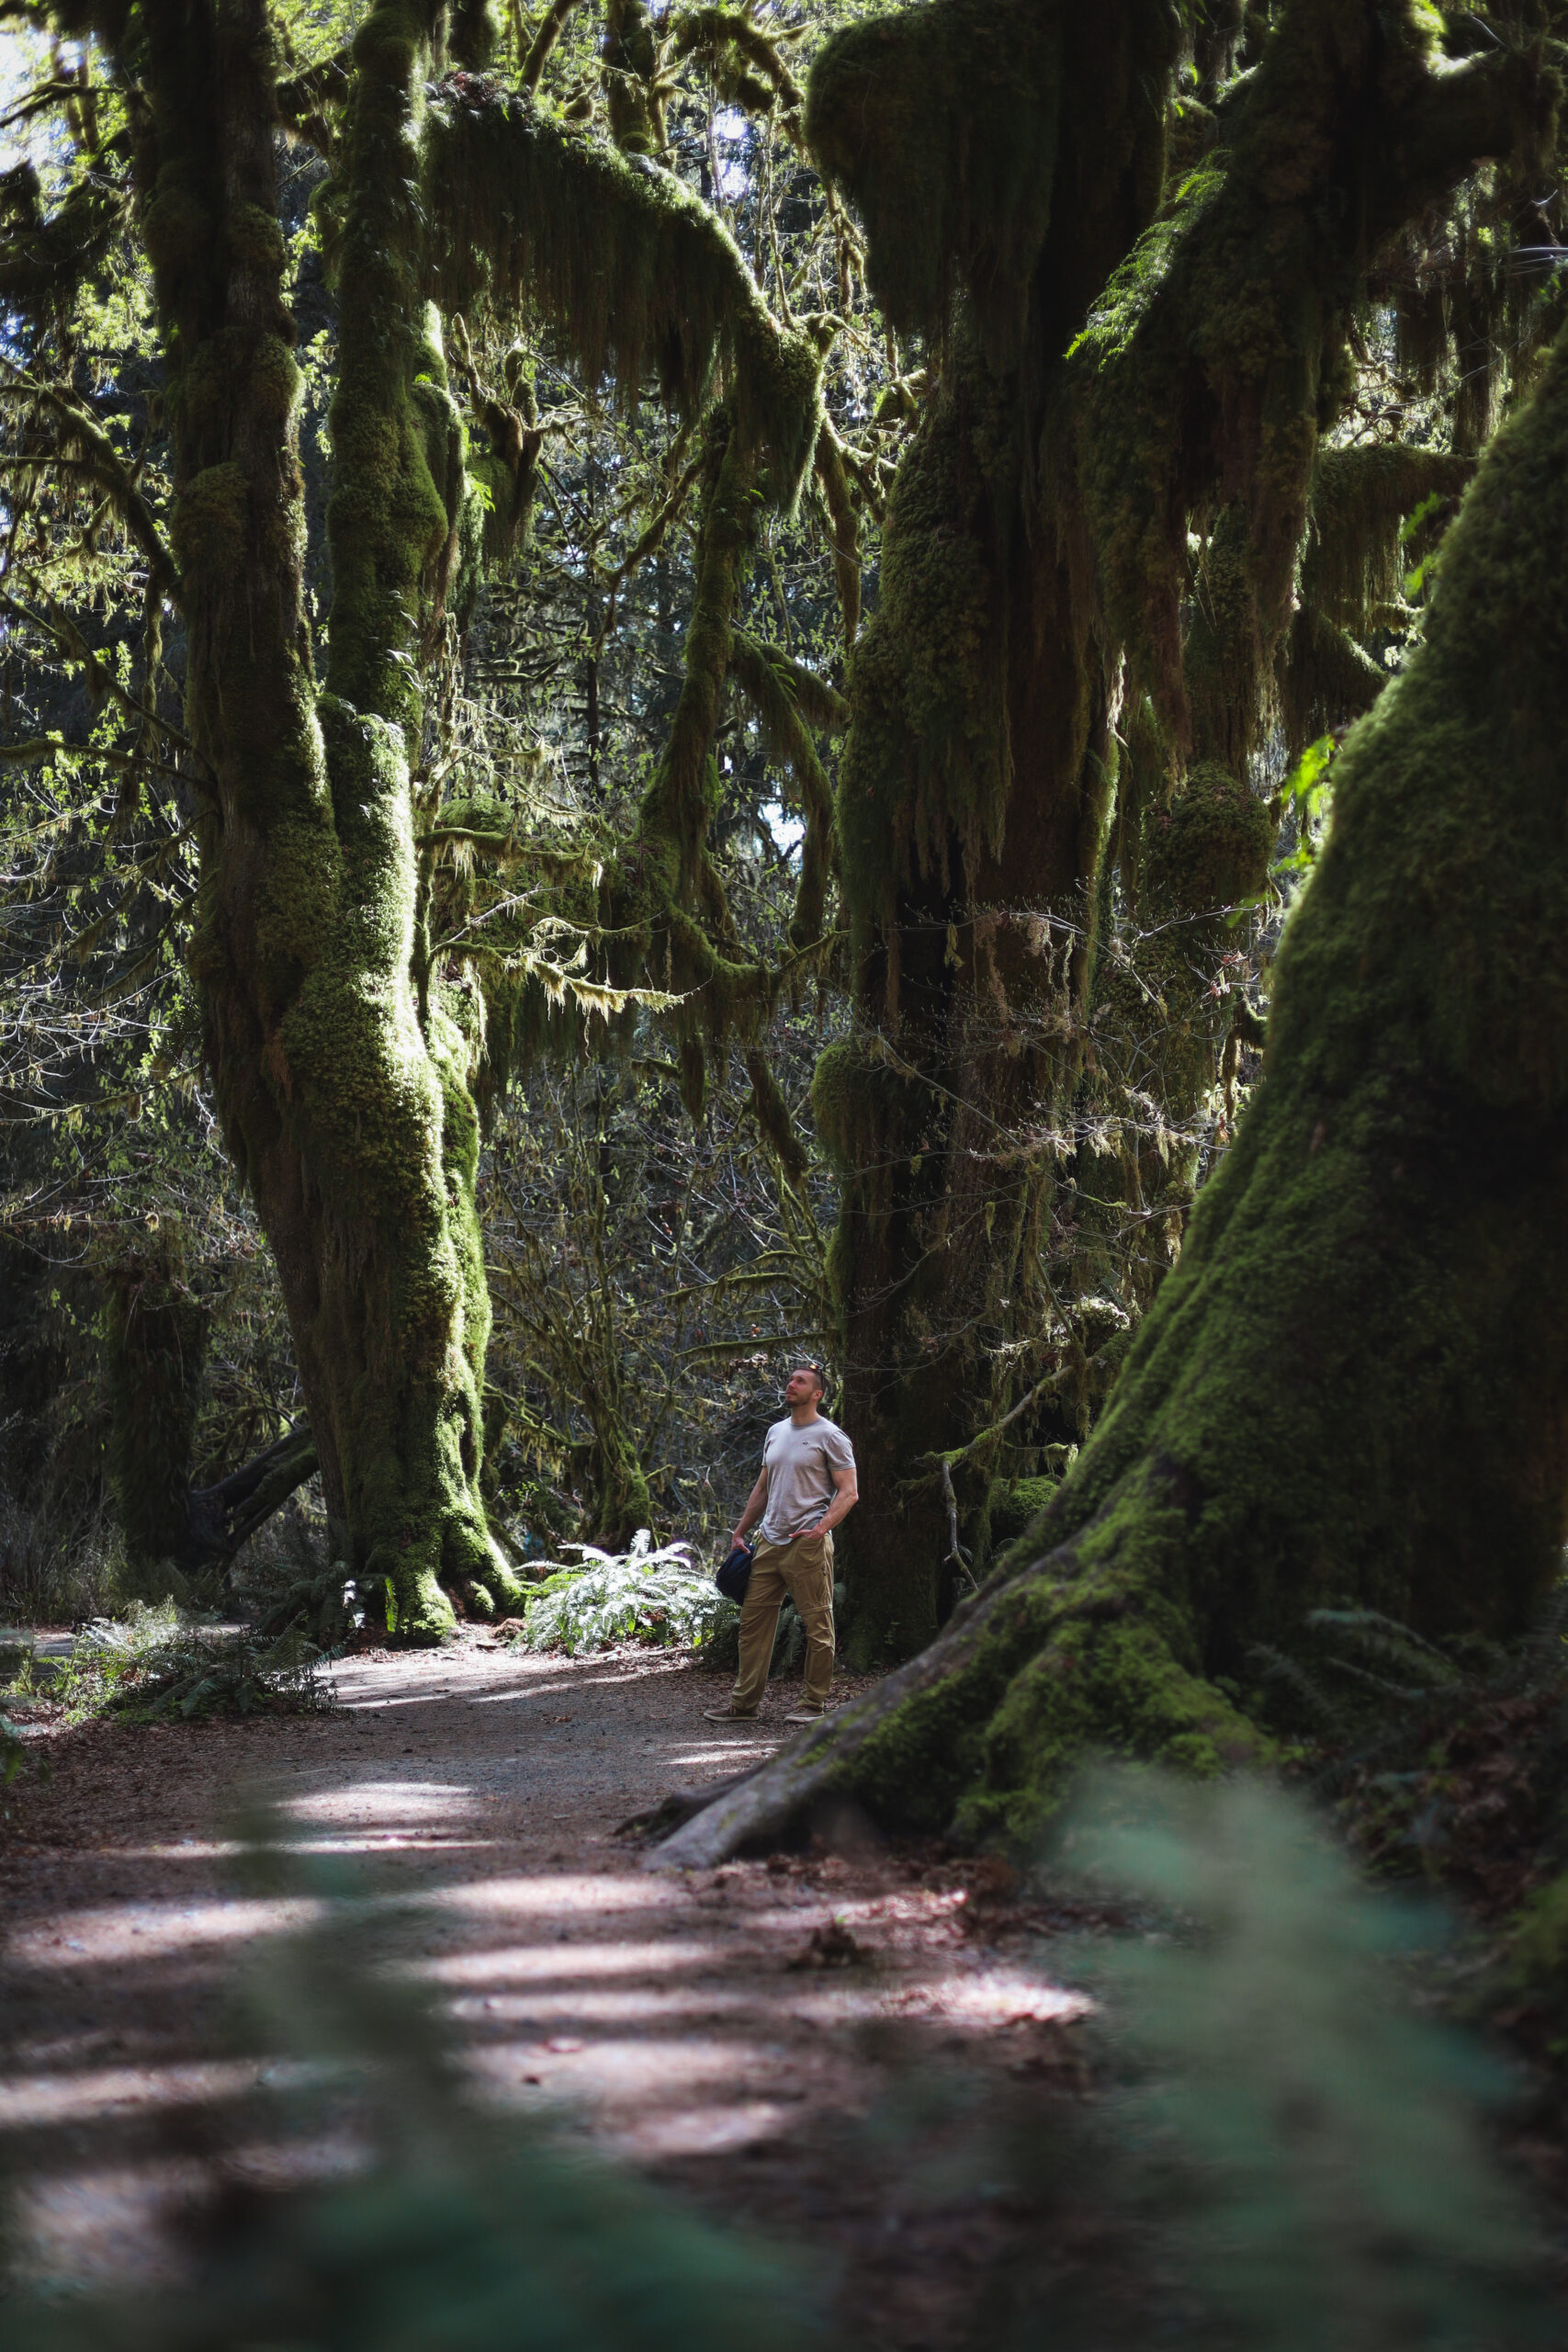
xmin=0 ymin=2055 xmax=323 ymax=2132
xmin=430 ymin=1871 xmax=685 ymax=1920
xmin=625 ymin=2099 xmax=796 ymax=2158
xmin=423 ymin=1936 xmax=721 ymax=1986
xmin=887 ymin=1973 xmax=1092 ymax=2030
xmin=659 ymin=1740 xmax=781 ymax=1770
xmin=468 ymin=2030 xmax=778 ymax=2110
xmin=275 ymin=1833 xmax=502 ymax=1857
xmin=8 ymin=1896 xmax=320 ymax=1970
xmin=279 ymin=1779 xmax=478 ymax=1824
xmin=449 ymin=1984 xmax=764 ymax=2029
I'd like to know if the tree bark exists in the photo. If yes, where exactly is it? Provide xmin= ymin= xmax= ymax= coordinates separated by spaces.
xmin=810 ymin=3 xmax=1179 ymax=1664
xmin=101 ymin=1247 xmax=319 ymax=1584
xmin=806 ymin=0 xmax=1544 ymax=1664
xmin=654 ymin=316 xmax=1568 ymax=1866
xmin=137 ymin=0 xmax=520 ymax=1636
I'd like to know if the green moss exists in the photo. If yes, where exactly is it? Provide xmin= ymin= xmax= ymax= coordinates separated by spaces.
xmin=423 ymin=91 xmax=823 ymax=508
xmin=172 ymin=461 xmax=250 ymax=580
xmin=827 ymin=1472 xmax=1267 ymax=1846
xmin=987 ymin=1474 xmax=1060 ymax=1550
xmin=224 ymin=201 xmax=288 ymax=276
xmin=1144 ymin=761 xmax=1275 ymax=916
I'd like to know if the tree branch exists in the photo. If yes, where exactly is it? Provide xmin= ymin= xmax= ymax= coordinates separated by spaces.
xmin=0 ymin=366 xmax=183 ymax=608
xmin=1370 ymin=49 xmax=1551 ymax=246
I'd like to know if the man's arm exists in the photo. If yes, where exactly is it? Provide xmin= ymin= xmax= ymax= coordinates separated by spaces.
xmin=731 ymin=1465 xmax=769 ymax=1552
xmin=807 ymin=1461 xmax=858 ymax=1540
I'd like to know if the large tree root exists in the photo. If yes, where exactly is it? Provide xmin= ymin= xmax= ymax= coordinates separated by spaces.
xmin=648 ymin=1469 xmax=1263 ymax=1869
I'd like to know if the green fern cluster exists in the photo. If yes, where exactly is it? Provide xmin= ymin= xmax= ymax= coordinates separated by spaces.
xmin=1015 ymin=1770 xmax=1560 ymax=2349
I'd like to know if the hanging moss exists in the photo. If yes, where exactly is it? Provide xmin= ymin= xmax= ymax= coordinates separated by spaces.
xmin=835 ymin=325 xmax=1017 ymax=959
xmin=1182 ymin=503 xmax=1269 ymax=774
xmin=1395 ymin=271 xmax=1450 ymax=392
xmin=804 ymin=0 xmax=1063 ymax=365
xmin=1112 ymin=690 xmax=1171 ymax=908
xmin=423 ymin=88 xmax=823 ymax=507
xmin=728 ymin=628 xmax=840 ymax=949
xmin=1060 ymin=0 xmax=1536 ymax=740
xmin=807 ymin=0 xmax=1177 ymax=368
xmin=1303 ymin=444 xmax=1473 ymax=629
xmin=1277 ymin=606 xmax=1387 ymax=756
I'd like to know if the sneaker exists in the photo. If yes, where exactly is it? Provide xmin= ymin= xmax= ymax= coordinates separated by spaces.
xmin=784 ymin=1705 xmax=827 ymax=1725
xmin=703 ymin=1705 xmax=759 ymax=1723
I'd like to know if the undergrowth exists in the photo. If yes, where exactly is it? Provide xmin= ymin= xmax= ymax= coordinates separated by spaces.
xmin=0 ymin=1490 xmax=127 ymax=1626
xmin=517 ymin=1531 xmax=737 ymax=1657
xmin=2 ymin=1600 xmax=334 ymax=1724
xmin=1253 ymin=1595 xmax=1568 ymax=1918
xmin=998 ymin=1770 xmax=1561 ymax=2350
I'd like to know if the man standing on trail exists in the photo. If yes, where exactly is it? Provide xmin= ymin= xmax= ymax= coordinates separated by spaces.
xmin=705 ymin=1363 xmax=858 ymax=1726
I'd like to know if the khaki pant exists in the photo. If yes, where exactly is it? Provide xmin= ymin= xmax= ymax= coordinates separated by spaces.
xmin=732 ymin=1530 xmax=835 ymax=1714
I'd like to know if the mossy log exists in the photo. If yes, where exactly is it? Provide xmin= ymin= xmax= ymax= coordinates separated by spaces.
xmin=654 ymin=321 xmax=1568 ymax=1865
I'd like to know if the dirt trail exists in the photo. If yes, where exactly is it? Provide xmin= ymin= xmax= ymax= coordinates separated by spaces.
xmin=0 ymin=1636 xmax=1092 ymax=2348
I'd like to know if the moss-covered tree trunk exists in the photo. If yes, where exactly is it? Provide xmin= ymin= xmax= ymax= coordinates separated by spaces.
xmin=804 ymin=0 xmax=1540 ymax=1665
xmin=808 ymin=3 xmax=1179 ymax=1664
xmin=138 ymin=0 xmax=520 ymax=1635
xmin=95 ymin=0 xmax=823 ymax=1637
xmin=655 ymin=320 xmax=1568 ymax=1867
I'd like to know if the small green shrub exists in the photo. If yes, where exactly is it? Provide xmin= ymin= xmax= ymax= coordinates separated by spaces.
xmin=518 ymin=1532 xmax=737 ymax=1656
xmin=32 ymin=1600 xmax=333 ymax=1722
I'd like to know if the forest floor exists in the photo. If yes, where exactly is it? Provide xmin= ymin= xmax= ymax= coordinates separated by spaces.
xmin=0 ymin=1634 xmax=1107 ymax=2348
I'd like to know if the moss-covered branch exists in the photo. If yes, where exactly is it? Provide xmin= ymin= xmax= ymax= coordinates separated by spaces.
xmin=423 ymin=86 xmax=823 ymax=505
xmin=1060 ymin=0 xmax=1550 ymax=744
xmin=0 ymin=368 xmax=183 ymax=607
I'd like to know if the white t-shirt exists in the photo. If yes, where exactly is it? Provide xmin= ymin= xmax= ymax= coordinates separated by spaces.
xmin=759 ymin=1414 xmax=856 ymax=1544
